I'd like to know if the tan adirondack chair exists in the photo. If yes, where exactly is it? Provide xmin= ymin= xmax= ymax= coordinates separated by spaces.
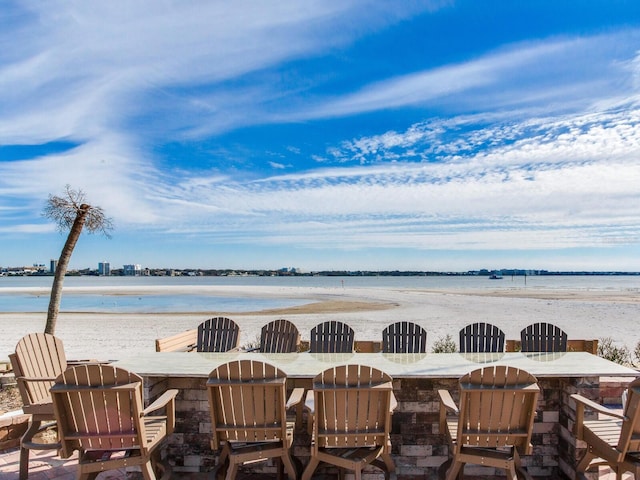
xmin=459 ymin=322 xmax=505 ymax=353
xmin=51 ymin=363 xmax=178 ymax=480
xmin=259 ymin=319 xmax=300 ymax=353
xmin=302 ymin=364 xmax=396 ymax=480
xmin=309 ymin=320 xmax=354 ymax=353
xmin=438 ymin=365 xmax=540 ymax=480
xmin=382 ymin=321 xmax=427 ymax=353
xmin=520 ymin=322 xmax=568 ymax=352
xmin=572 ymin=377 xmax=640 ymax=479
xmin=206 ymin=359 xmax=304 ymax=480
xmin=197 ymin=316 xmax=240 ymax=352
xmin=9 ymin=333 xmax=67 ymax=480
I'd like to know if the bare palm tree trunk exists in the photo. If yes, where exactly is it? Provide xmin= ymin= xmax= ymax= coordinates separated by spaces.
xmin=44 ymin=204 xmax=90 ymax=335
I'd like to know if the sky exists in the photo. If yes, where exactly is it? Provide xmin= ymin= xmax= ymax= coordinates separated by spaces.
xmin=1 ymin=0 xmax=640 ymax=272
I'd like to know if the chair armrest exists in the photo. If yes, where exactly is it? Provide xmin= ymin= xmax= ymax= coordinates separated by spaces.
xmin=18 ymin=376 xmax=57 ymax=382
xmin=286 ymin=387 xmax=305 ymax=409
xmin=390 ymin=392 xmax=398 ymax=413
xmin=438 ymin=389 xmax=459 ymax=415
xmin=143 ymin=389 xmax=179 ymax=416
xmin=304 ymin=389 xmax=314 ymax=414
xmin=67 ymin=359 xmax=112 ymax=365
xmin=571 ymin=393 xmax=625 ymax=420
xmin=438 ymin=389 xmax=458 ymax=433
xmin=571 ymin=393 xmax=625 ymax=440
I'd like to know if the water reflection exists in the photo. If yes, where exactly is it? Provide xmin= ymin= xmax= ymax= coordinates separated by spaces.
xmin=308 ymin=352 xmax=355 ymax=363
xmin=197 ymin=352 xmax=239 ymax=361
xmin=256 ymin=353 xmax=300 ymax=364
xmin=382 ymin=353 xmax=428 ymax=364
xmin=522 ymin=351 xmax=567 ymax=362
xmin=458 ymin=352 xmax=506 ymax=364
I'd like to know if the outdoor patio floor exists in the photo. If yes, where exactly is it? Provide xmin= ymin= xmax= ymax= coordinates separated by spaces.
xmin=0 ymin=446 xmax=263 ymax=480
xmin=0 ymin=445 xmax=633 ymax=480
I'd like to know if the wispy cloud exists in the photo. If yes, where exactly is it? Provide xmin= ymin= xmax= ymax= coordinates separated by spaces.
xmin=125 ymin=104 xmax=640 ymax=253
xmin=305 ymin=31 xmax=640 ymax=120
xmin=1 ymin=2 xmax=639 ymax=269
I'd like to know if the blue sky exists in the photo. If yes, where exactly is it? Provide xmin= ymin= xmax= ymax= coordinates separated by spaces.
xmin=1 ymin=0 xmax=640 ymax=272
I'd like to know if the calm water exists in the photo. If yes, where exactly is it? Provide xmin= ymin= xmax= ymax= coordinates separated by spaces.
xmin=0 ymin=274 xmax=639 ymax=313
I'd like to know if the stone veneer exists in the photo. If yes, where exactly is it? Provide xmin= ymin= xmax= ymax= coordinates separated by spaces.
xmin=142 ymin=373 xmax=628 ymax=479
xmin=0 ymin=410 xmax=29 ymax=451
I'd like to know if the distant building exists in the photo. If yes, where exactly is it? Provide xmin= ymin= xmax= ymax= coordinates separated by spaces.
xmin=123 ymin=264 xmax=142 ymax=276
xmin=98 ymin=262 xmax=111 ymax=276
xmin=50 ymin=260 xmax=57 ymax=274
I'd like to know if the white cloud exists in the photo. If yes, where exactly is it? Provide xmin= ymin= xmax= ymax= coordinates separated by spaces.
xmin=1 ymin=2 xmax=639 ymax=266
xmin=305 ymin=31 xmax=640 ymax=120
xmin=112 ymin=105 xmax=640 ymax=254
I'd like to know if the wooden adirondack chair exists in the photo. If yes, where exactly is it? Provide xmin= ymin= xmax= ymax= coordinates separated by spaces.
xmin=382 ymin=321 xmax=427 ymax=353
xmin=520 ymin=322 xmax=568 ymax=352
xmin=438 ymin=365 xmax=540 ymax=480
xmin=459 ymin=322 xmax=505 ymax=353
xmin=309 ymin=321 xmax=354 ymax=353
xmin=51 ymin=363 xmax=178 ymax=480
xmin=206 ymin=359 xmax=304 ymax=480
xmin=572 ymin=377 xmax=640 ymax=479
xmin=9 ymin=333 xmax=67 ymax=480
xmin=197 ymin=316 xmax=240 ymax=352
xmin=259 ymin=319 xmax=300 ymax=353
xmin=302 ymin=364 xmax=396 ymax=480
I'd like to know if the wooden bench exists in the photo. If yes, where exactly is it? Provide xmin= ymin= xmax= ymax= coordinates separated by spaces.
xmin=155 ymin=328 xmax=197 ymax=352
xmin=506 ymin=339 xmax=598 ymax=354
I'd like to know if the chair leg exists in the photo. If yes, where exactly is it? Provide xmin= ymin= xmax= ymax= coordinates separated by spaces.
xmin=140 ymin=459 xmax=157 ymax=480
xmin=301 ymin=457 xmax=320 ymax=480
xmin=225 ymin=461 xmax=239 ymax=480
xmin=380 ymin=452 xmax=395 ymax=473
xmin=506 ymin=464 xmax=518 ymax=480
xmin=19 ymin=419 xmax=42 ymax=480
xmin=354 ymin=466 xmax=362 ymax=480
xmin=281 ymin=453 xmax=297 ymax=479
xmin=18 ymin=443 xmax=30 ymax=480
xmin=575 ymin=450 xmax=595 ymax=479
xmin=445 ymin=460 xmax=463 ymax=480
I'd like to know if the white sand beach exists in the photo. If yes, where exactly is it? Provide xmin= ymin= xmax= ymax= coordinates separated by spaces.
xmin=1 ymin=284 xmax=639 ymax=362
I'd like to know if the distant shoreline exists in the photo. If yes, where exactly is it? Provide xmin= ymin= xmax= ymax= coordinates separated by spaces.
xmin=3 ymin=269 xmax=640 ymax=278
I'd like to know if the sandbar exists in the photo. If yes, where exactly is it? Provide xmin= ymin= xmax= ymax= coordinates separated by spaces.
xmin=1 ymin=285 xmax=638 ymax=362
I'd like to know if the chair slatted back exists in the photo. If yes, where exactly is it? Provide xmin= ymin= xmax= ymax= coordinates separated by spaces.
xmin=520 ymin=322 xmax=568 ymax=352
xmin=459 ymin=322 xmax=505 ymax=353
xmin=312 ymin=364 xmax=392 ymax=448
xmin=207 ymin=360 xmax=288 ymax=450
xmin=618 ymin=378 xmax=640 ymax=454
xmin=382 ymin=321 xmax=427 ymax=353
xmin=197 ymin=317 xmax=240 ymax=352
xmin=260 ymin=319 xmax=300 ymax=353
xmin=457 ymin=366 xmax=539 ymax=454
xmin=309 ymin=321 xmax=354 ymax=353
xmin=51 ymin=364 xmax=146 ymax=458
xmin=12 ymin=333 xmax=67 ymax=407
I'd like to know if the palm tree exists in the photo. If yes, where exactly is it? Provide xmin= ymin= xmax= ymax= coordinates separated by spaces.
xmin=43 ymin=186 xmax=113 ymax=335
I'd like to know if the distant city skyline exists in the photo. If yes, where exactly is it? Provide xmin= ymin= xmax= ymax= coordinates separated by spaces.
xmin=1 ymin=2 xmax=640 ymax=272
xmin=2 ymin=262 xmax=638 ymax=278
